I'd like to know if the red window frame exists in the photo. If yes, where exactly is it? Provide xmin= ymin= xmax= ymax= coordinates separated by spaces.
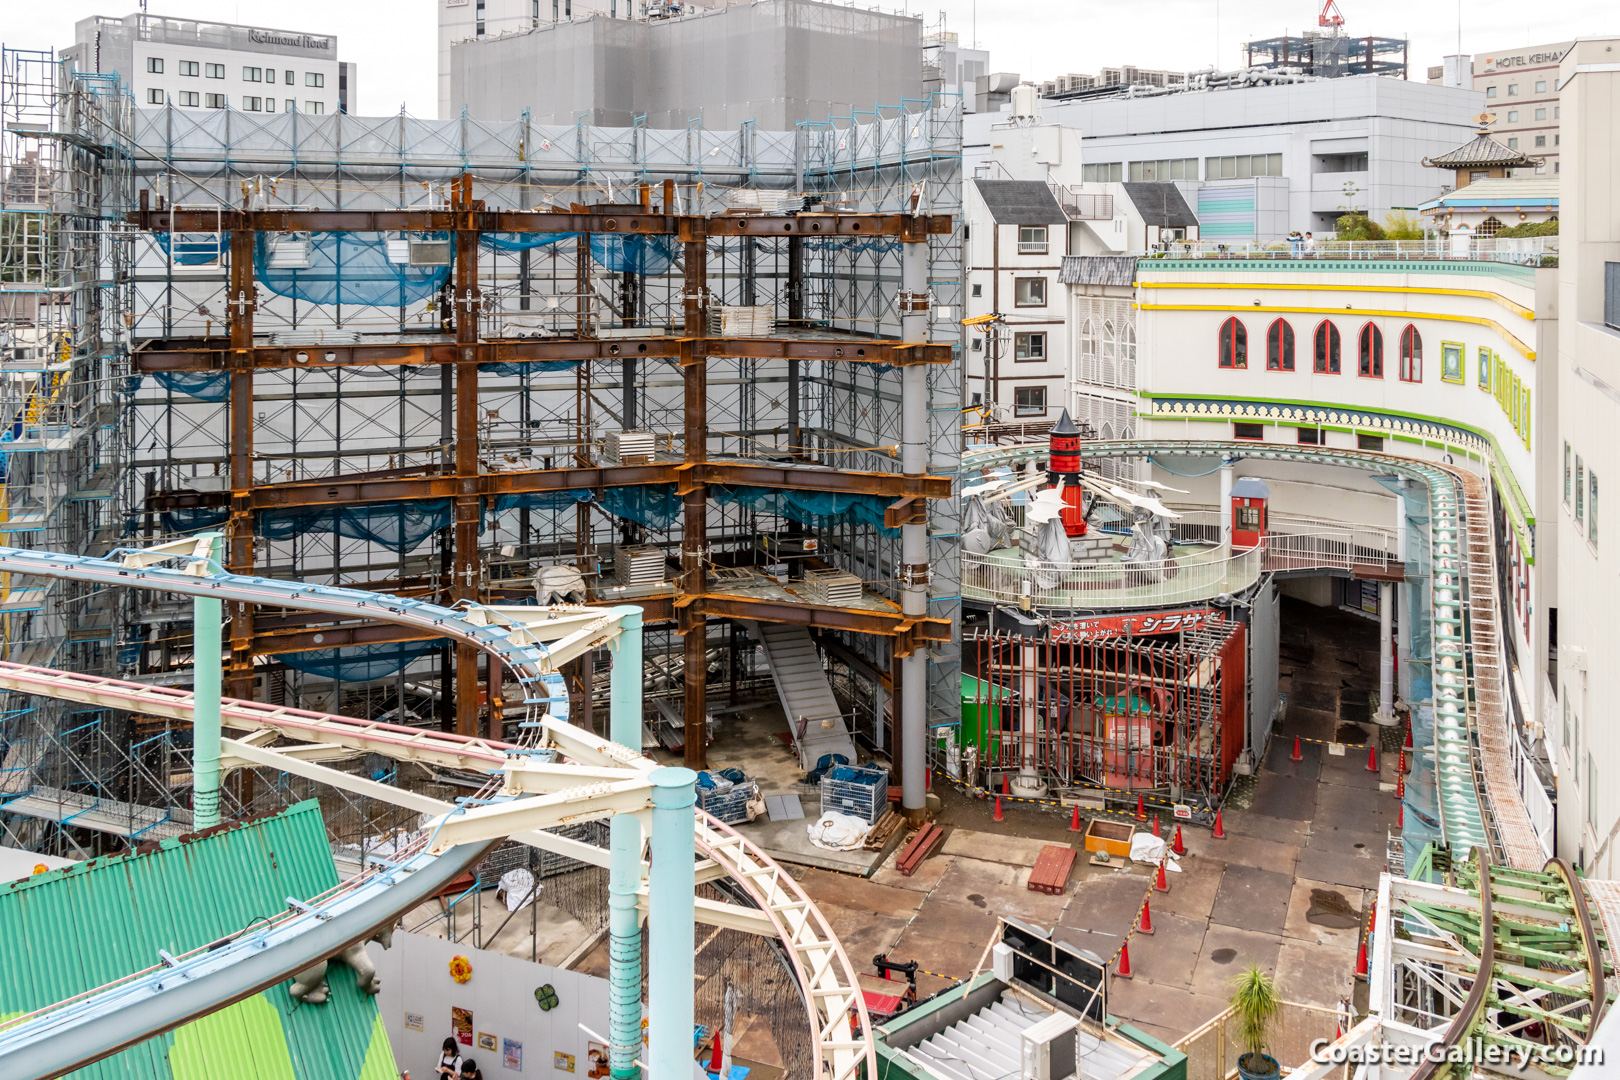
xmin=1313 ymin=321 xmax=1341 ymax=373
xmin=1218 ymin=316 xmax=1247 ymax=369
xmin=1399 ymin=324 xmax=1422 ymax=382
xmin=1358 ymin=323 xmax=1384 ymax=378
xmin=1266 ymin=318 xmax=1295 ymax=371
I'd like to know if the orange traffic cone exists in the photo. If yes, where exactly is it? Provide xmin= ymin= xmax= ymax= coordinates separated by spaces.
xmin=1116 ymin=941 xmax=1134 ymax=979
xmin=993 ymin=795 xmax=1004 ymax=822
xmin=1155 ymin=861 xmax=1170 ymax=893
xmin=1069 ymin=804 xmax=1083 ymax=832
xmin=1135 ymin=795 xmax=1147 ymax=820
xmin=1396 ymin=799 xmax=1404 ymax=827
xmin=1366 ymin=744 xmax=1379 ymax=772
xmin=1172 ymin=824 xmax=1186 ymax=856
xmin=1404 ymin=723 xmax=1414 ymax=749
xmin=1151 ymin=815 xmax=1161 ymax=838
xmin=1291 ymin=736 xmax=1303 ymax=761
xmin=1354 ymin=938 xmax=1369 ymax=979
xmin=1212 ymin=809 xmax=1226 ymax=838
xmin=1139 ymin=898 xmax=1155 ymax=935
xmin=1002 ymin=774 xmax=1011 ymax=795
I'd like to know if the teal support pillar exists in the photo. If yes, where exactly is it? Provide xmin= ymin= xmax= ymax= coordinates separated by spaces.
xmin=607 ymin=606 xmax=645 ymax=1078
xmin=648 ymin=766 xmax=697 ymax=1080
xmin=193 ymin=533 xmax=225 ymax=830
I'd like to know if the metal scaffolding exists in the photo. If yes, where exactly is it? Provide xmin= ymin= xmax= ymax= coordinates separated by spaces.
xmin=0 ymin=70 xmax=966 ymax=853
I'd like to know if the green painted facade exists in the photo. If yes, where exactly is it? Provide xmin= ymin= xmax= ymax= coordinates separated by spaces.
xmin=0 ymin=800 xmax=397 ymax=1080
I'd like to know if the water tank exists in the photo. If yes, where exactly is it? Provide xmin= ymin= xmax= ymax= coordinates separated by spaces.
xmin=1010 ymin=82 xmax=1040 ymax=119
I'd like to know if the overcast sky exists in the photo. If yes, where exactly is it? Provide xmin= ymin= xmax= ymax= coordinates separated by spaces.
xmin=7 ymin=0 xmax=1616 ymax=118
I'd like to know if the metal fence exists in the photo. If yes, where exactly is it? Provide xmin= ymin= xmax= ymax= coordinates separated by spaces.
xmin=962 ymin=545 xmax=1262 ymax=609
xmin=1147 ymin=237 xmax=1557 ymax=266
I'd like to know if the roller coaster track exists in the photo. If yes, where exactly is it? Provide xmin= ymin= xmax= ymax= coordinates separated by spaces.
xmin=964 ymin=439 xmax=1544 ymax=868
xmin=0 ymin=545 xmax=874 ymax=1080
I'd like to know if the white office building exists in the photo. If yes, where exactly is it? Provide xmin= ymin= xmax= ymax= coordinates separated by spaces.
xmin=64 ymin=13 xmax=353 ymax=116
xmin=966 ymin=75 xmax=1482 ymax=240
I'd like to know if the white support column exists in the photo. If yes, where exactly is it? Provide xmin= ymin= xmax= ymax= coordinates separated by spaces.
xmin=648 ymin=766 xmax=697 ymax=1080
xmin=1219 ymin=461 xmax=1235 ymax=548
xmin=606 ymin=606 xmax=644 ymax=1080
xmin=1377 ymin=581 xmax=1396 ymax=725
xmin=899 ymin=233 xmax=929 ymax=814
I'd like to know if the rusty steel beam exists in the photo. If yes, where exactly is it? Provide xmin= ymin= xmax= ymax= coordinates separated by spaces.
xmin=450 ymin=175 xmax=485 ymax=739
xmin=696 ymin=593 xmax=951 ymax=646
xmin=226 ymin=228 xmax=257 ymax=703
xmin=148 ymin=462 xmax=949 ymax=512
xmin=131 ymin=336 xmax=950 ymax=373
xmin=131 ymin=207 xmax=953 ymax=238
xmin=681 ymin=227 xmax=710 ymax=771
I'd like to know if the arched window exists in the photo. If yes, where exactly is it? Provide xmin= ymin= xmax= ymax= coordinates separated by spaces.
xmin=1266 ymin=319 xmax=1295 ymax=371
xmin=1218 ymin=317 xmax=1247 ymax=369
xmin=1078 ymin=318 xmax=1095 ymax=356
xmin=1358 ymin=323 xmax=1384 ymax=378
xmin=1478 ymin=216 xmax=1505 ymax=238
xmin=1399 ymin=324 xmax=1422 ymax=382
xmin=1313 ymin=321 xmax=1341 ymax=373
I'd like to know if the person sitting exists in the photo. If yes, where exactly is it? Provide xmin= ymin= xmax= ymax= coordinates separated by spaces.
xmin=435 ymin=1038 xmax=463 ymax=1078
xmin=459 ymin=1059 xmax=484 ymax=1080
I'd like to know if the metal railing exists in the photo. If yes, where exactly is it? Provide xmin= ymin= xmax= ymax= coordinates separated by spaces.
xmin=1145 ymin=236 xmax=1558 ymax=266
xmin=962 ymin=544 xmax=1262 ymax=609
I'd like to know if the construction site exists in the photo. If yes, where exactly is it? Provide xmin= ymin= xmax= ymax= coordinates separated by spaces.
xmin=2 ymin=18 xmax=1620 ymax=1080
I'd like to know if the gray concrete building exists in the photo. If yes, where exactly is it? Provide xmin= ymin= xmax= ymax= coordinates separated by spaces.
xmin=448 ymin=0 xmax=923 ymax=128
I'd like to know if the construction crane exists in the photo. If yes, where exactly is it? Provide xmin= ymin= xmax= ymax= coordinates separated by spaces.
xmin=1318 ymin=0 xmax=1345 ymax=28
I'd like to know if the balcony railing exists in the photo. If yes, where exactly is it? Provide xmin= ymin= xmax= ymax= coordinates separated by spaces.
xmin=1146 ymin=237 xmax=1558 ymax=266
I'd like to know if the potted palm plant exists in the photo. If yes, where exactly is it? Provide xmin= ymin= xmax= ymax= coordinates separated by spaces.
xmin=1229 ymin=963 xmax=1281 ymax=1079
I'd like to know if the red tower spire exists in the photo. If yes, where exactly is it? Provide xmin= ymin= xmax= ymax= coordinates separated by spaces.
xmin=1047 ymin=410 xmax=1087 ymax=537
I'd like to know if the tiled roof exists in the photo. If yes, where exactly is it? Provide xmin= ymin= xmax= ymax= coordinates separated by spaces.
xmin=0 ymin=801 xmax=396 ymax=1079
xmin=1058 ymin=255 xmax=1138 ymax=286
xmin=1120 ymin=182 xmax=1198 ymax=228
xmin=972 ymin=179 xmax=1068 ymax=225
xmin=1422 ymin=130 xmax=1540 ymax=168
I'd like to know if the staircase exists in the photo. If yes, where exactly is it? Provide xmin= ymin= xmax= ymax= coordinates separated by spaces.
xmin=746 ymin=621 xmax=855 ymax=771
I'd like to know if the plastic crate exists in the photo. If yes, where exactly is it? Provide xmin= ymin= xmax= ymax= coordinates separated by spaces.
xmin=819 ymin=765 xmax=889 ymax=824
xmin=697 ymin=779 xmax=758 ymax=826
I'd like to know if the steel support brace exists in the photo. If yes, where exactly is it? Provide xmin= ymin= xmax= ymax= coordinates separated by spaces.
xmin=899 ymin=233 xmax=930 ymax=814
xmin=607 ymin=606 xmax=644 ymax=1079
xmin=648 ymin=767 xmax=698 ymax=1080
xmin=453 ymin=176 xmax=485 ymax=738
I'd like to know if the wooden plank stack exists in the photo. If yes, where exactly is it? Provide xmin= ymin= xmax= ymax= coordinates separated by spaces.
xmin=895 ymin=822 xmax=946 ymax=876
xmin=1027 ymin=844 xmax=1078 ymax=895
xmin=803 ymin=568 xmax=862 ymax=606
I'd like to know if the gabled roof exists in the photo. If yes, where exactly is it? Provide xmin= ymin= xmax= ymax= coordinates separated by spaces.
xmin=972 ymin=179 xmax=1067 ymax=225
xmin=1422 ymin=130 xmax=1540 ymax=169
xmin=1120 ymin=182 xmax=1198 ymax=228
xmin=1059 ymin=255 xmax=1138 ymax=287
xmin=0 ymin=801 xmax=395 ymax=1079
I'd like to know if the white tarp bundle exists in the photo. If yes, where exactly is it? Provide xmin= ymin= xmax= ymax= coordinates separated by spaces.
xmin=807 ymin=811 xmax=872 ymax=851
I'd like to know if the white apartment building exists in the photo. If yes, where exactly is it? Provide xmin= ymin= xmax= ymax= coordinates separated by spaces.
xmin=1553 ymin=39 xmax=1620 ymax=876
xmin=1430 ymin=42 xmax=1572 ymax=177
xmin=966 ymin=76 xmax=1482 ymax=240
xmin=64 ymin=13 xmax=352 ymax=116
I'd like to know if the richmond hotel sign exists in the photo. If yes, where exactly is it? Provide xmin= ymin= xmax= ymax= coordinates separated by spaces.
xmin=247 ymin=29 xmax=333 ymax=51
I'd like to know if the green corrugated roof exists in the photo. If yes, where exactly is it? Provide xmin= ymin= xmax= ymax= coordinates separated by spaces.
xmin=0 ymin=800 xmax=397 ymax=1080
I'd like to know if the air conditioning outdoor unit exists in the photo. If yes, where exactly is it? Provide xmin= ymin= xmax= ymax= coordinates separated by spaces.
xmin=1020 ymin=1012 xmax=1079 ymax=1080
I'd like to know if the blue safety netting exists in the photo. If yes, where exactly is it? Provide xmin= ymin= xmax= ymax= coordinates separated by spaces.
xmin=161 ymin=506 xmax=229 ymax=534
xmin=712 ymin=484 xmax=899 ymax=535
xmin=254 ymin=232 xmax=451 ymax=307
xmin=478 ymin=359 xmax=585 ymax=376
xmin=494 ymin=489 xmax=593 ymax=513
xmin=277 ymin=640 xmax=443 ymax=683
xmin=257 ymin=499 xmax=453 ymax=553
xmin=591 ymin=234 xmax=677 ymax=275
xmin=153 ymin=232 xmax=224 ymax=265
xmin=150 ymin=370 xmax=231 ymax=402
xmin=600 ymin=485 xmax=683 ymax=530
xmin=481 ymin=232 xmax=576 ymax=252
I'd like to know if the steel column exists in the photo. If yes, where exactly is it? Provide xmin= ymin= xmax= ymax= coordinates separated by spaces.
xmin=226 ymin=227 xmax=257 ymax=701
xmin=899 ymin=233 xmax=929 ymax=814
xmin=648 ymin=766 xmax=698 ymax=1080
xmin=681 ymin=231 xmax=709 ymax=769
xmin=607 ymin=605 xmax=644 ymax=1078
xmin=1377 ymin=580 xmax=1396 ymax=725
xmin=193 ymin=534 xmax=226 ymax=829
xmin=452 ymin=176 xmax=485 ymax=738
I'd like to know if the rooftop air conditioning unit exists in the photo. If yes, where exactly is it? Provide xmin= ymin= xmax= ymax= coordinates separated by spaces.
xmin=1020 ymin=1012 xmax=1080 ymax=1080
xmin=407 ymin=239 xmax=452 ymax=267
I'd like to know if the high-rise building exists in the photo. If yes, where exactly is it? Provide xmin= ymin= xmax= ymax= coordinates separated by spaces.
xmin=1428 ymin=41 xmax=1572 ymax=176
xmin=61 ymin=13 xmax=354 ymax=116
